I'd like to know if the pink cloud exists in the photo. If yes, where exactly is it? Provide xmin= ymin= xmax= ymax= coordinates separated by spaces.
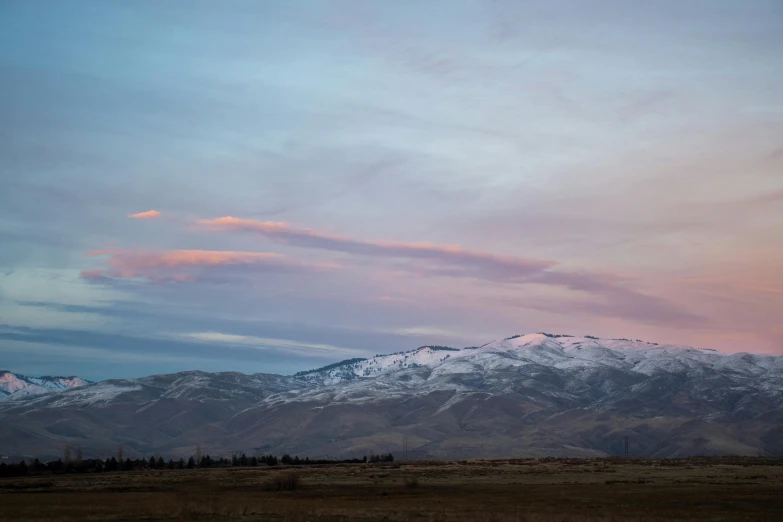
xmin=195 ymin=216 xmax=706 ymax=327
xmin=128 ymin=210 xmax=161 ymax=219
xmin=81 ymin=249 xmax=338 ymax=284
xmin=197 ymin=216 xmax=556 ymax=281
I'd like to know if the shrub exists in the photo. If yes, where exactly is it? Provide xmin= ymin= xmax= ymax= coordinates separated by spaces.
xmin=265 ymin=471 xmax=301 ymax=491
xmin=404 ymin=477 xmax=419 ymax=489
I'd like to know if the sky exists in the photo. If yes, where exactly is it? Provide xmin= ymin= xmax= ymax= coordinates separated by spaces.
xmin=1 ymin=0 xmax=782 ymax=380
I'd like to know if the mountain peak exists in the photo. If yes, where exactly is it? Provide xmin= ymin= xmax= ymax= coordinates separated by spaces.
xmin=0 ymin=371 xmax=90 ymax=402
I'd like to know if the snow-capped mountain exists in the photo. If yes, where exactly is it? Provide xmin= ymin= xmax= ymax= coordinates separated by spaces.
xmin=295 ymin=345 xmax=460 ymax=384
xmin=292 ymin=333 xmax=782 ymax=391
xmin=1 ymin=333 xmax=782 ymax=460
xmin=0 ymin=371 xmax=90 ymax=402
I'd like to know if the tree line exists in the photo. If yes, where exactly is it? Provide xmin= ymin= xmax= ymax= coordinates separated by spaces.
xmin=0 ymin=452 xmax=394 ymax=477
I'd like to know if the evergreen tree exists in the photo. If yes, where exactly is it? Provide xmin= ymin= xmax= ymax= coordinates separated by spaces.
xmin=51 ymin=458 xmax=64 ymax=472
xmin=187 ymin=456 xmax=195 ymax=469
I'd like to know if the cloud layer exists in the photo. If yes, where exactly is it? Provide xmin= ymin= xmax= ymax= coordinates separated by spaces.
xmin=1 ymin=0 xmax=781 ymax=379
xmin=81 ymin=248 xmax=337 ymax=283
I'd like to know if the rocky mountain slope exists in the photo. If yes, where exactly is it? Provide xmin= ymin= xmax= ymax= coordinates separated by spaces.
xmin=1 ymin=334 xmax=782 ymax=460
xmin=0 ymin=371 xmax=90 ymax=402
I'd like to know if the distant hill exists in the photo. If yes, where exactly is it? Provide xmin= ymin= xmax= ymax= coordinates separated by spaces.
xmin=1 ymin=334 xmax=782 ymax=460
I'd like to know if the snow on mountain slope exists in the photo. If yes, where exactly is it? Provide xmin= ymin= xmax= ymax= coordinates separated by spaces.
xmin=293 ymin=333 xmax=773 ymax=386
xmin=0 ymin=371 xmax=90 ymax=402
xmin=3 ymin=333 xmax=777 ymax=404
xmin=1 ymin=370 xmax=313 ymax=410
xmin=297 ymin=346 xmax=460 ymax=385
xmin=217 ymin=333 xmax=783 ymax=459
xmin=0 ymin=371 xmax=28 ymax=395
xmin=2 ymin=333 xmax=782 ymax=459
xmin=257 ymin=333 xmax=783 ymax=418
xmin=37 ymin=382 xmax=143 ymax=408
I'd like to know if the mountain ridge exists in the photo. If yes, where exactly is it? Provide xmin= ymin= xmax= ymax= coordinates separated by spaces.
xmin=0 ymin=332 xmax=736 ymax=388
xmin=0 ymin=370 xmax=90 ymax=402
xmin=1 ymin=333 xmax=781 ymax=460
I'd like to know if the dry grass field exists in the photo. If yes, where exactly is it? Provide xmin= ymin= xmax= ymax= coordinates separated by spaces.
xmin=2 ymin=457 xmax=783 ymax=521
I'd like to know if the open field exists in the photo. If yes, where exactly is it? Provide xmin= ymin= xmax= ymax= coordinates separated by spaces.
xmin=2 ymin=457 xmax=783 ymax=521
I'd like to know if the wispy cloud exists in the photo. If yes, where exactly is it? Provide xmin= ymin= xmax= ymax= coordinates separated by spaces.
xmin=197 ymin=216 xmax=555 ymax=280
xmin=179 ymin=331 xmax=363 ymax=357
xmin=495 ymin=289 xmax=707 ymax=329
xmin=0 ymin=324 xmax=361 ymax=377
xmin=80 ymin=249 xmax=339 ymax=284
xmin=128 ymin=210 xmax=161 ymax=219
xmin=392 ymin=326 xmax=466 ymax=338
xmin=372 ymin=296 xmax=414 ymax=303
xmin=194 ymin=215 xmax=706 ymax=327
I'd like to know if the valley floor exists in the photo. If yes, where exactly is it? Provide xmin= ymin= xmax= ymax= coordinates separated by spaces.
xmin=1 ymin=457 xmax=783 ymax=521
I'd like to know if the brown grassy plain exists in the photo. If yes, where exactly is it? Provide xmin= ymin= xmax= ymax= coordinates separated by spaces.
xmin=2 ymin=457 xmax=782 ymax=521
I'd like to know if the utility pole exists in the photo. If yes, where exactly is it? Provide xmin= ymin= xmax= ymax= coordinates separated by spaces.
xmin=623 ymin=436 xmax=629 ymax=458
xmin=402 ymin=435 xmax=408 ymax=461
